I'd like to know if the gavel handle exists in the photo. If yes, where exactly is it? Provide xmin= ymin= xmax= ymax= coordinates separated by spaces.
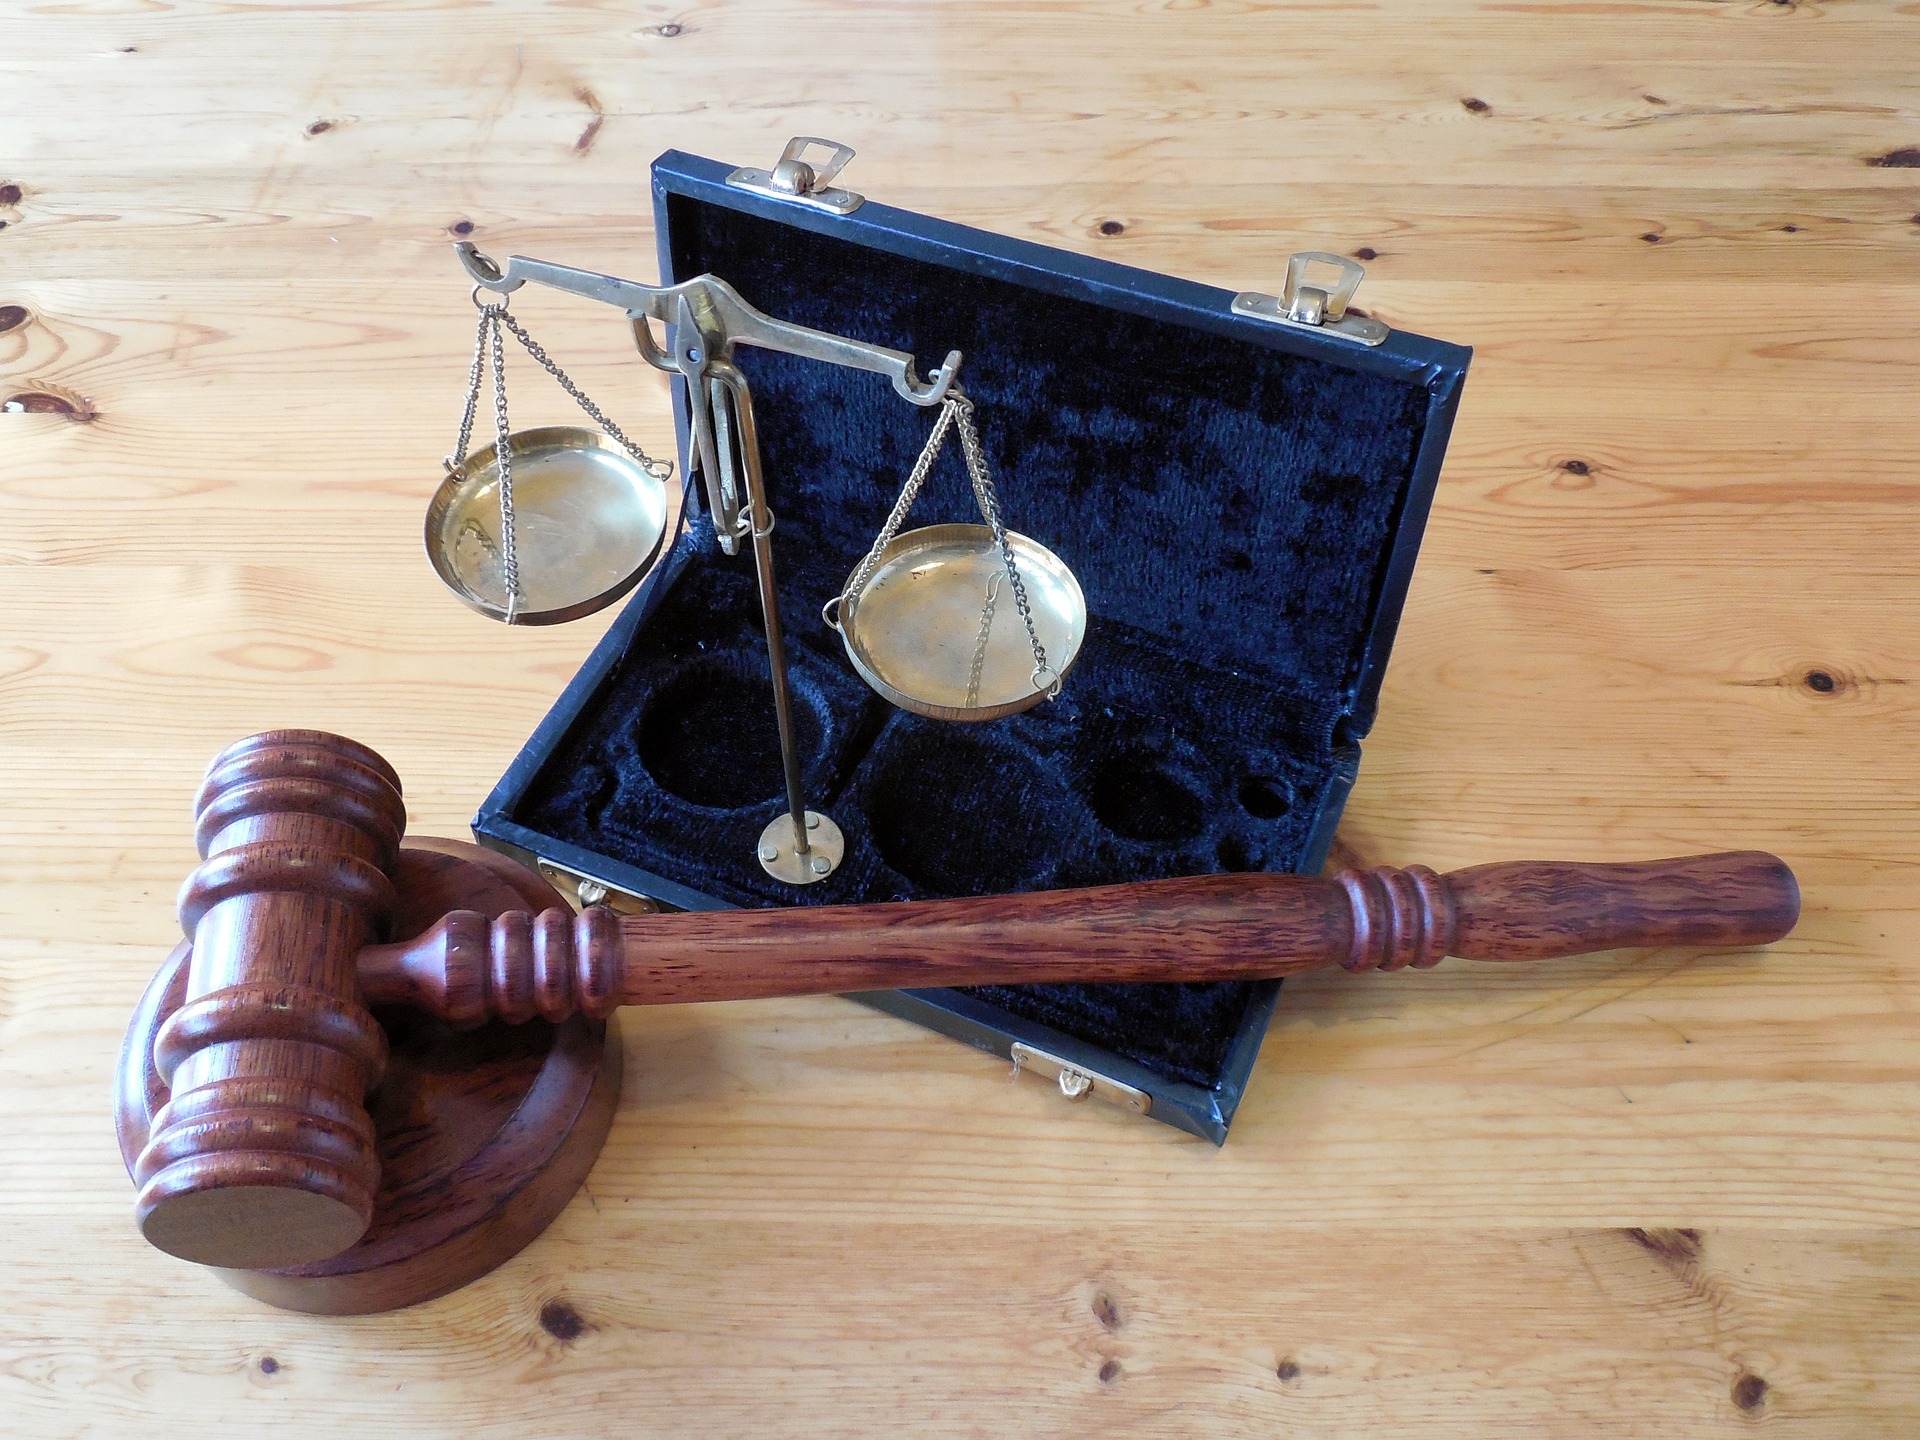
xmin=357 ymin=852 xmax=1799 ymax=1025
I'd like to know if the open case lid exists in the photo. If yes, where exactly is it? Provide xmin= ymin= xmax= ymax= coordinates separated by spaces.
xmin=652 ymin=146 xmax=1470 ymax=736
xmin=476 ymin=141 xmax=1470 ymax=1142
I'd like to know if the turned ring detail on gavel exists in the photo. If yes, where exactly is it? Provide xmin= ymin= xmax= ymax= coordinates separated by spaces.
xmin=131 ymin=730 xmax=1802 ymax=1281
xmin=135 ymin=731 xmax=406 ymax=1272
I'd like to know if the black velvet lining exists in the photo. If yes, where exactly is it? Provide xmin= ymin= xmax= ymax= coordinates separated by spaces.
xmin=513 ymin=197 xmax=1432 ymax=1089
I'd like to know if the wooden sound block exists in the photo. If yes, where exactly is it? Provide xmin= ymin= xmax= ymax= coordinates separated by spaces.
xmin=115 ymin=837 xmax=623 ymax=1315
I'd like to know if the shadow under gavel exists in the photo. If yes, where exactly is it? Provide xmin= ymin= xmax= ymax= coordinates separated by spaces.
xmin=126 ymin=730 xmax=1799 ymax=1307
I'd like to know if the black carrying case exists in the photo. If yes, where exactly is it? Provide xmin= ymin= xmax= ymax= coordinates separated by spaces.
xmin=473 ymin=144 xmax=1471 ymax=1142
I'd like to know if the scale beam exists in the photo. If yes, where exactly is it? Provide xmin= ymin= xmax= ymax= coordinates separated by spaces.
xmin=456 ymin=243 xmax=960 ymax=553
xmin=456 ymin=244 xmax=960 ymax=403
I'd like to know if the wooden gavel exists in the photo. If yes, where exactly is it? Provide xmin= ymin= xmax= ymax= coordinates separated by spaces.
xmin=130 ymin=730 xmax=1800 ymax=1292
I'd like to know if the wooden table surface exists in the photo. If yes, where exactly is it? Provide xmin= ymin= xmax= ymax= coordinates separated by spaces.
xmin=4 ymin=2 xmax=1917 ymax=1435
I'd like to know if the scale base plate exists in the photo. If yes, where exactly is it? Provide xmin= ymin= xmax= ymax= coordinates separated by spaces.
xmin=757 ymin=811 xmax=845 ymax=885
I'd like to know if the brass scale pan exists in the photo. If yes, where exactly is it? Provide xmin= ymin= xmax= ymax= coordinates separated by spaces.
xmin=837 ymin=524 xmax=1084 ymax=722
xmin=429 ymin=439 xmax=1083 ymax=719
xmin=426 ymin=425 xmax=673 ymax=627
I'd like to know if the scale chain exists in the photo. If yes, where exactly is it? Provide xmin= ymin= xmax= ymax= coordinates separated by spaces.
xmin=445 ymin=305 xmax=490 ymax=477
xmin=445 ymin=294 xmax=676 ymax=625
xmin=966 ymin=571 xmax=1002 ymax=710
xmin=952 ymin=399 xmax=1055 ymax=693
xmin=494 ymin=309 xmax=674 ymax=483
xmin=833 ymin=393 xmax=1054 ymax=694
xmin=838 ymin=399 xmax=958 ymax=604
xmin=486 ymin=307 xmax=521 ymax=623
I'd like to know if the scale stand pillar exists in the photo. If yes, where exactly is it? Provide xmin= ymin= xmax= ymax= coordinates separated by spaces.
xmin=705 ymin=358 xmax=846 ymax=884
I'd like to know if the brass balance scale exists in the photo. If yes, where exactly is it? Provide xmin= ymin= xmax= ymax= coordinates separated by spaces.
xmin=426 ymin=232 xmax=1086 ymax=886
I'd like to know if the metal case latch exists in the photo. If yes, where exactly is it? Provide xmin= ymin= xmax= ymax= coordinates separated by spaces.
xmin=1010 ymin=1042 xmax=1150 ymax=1117
xmin=1232 ymin=251 xmax=1389 ymax=347
xmin=536 ymin=859 xmax=661 ymax=916
xmin=727 ymin=137 xmax=865 ymax=215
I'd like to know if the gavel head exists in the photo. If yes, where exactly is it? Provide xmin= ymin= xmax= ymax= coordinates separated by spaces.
xmin=133 ymin=731 xmax=405 ymax=1270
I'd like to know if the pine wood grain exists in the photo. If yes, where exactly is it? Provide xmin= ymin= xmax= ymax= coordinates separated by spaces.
xmin=4 ymin=0 xmax=1919 ymax=1434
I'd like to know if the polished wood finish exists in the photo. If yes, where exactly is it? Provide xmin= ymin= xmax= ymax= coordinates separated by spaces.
xmin=1442 ymin=854 xmax=1804 ymax=964
xmin=8 ymin=1 xmax=1918 ymax=1430
xmin=361 ymin=853 xmax=1799 ymax=1019
xmin=128 ymin=731 xmax=1795 ymax=1281
xmin=134 ymin=731 xmax=406 ymax=1269
xmin=118 ymin=839 xmax=622 ymax=1314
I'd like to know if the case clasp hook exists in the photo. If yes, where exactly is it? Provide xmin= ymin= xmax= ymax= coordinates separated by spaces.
xmin=1230 ymin=250 xmax=1390 ymax=347
xmin=728 ymin=136 xmax=866 ymax=215
xmin=1009 ymin=1043 xmax=1151 ymax=1117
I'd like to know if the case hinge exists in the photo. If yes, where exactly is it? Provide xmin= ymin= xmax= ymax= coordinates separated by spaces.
xmin=726 ymin=137 xmax=865 ymax=216
xmin=1232 ymin=251 xmax=1389 ymax=347
xmin=536 ymin=859 xmax=661 ymax=916
xmin=1010 ymin=1042 xmax=1150 ymax=1117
